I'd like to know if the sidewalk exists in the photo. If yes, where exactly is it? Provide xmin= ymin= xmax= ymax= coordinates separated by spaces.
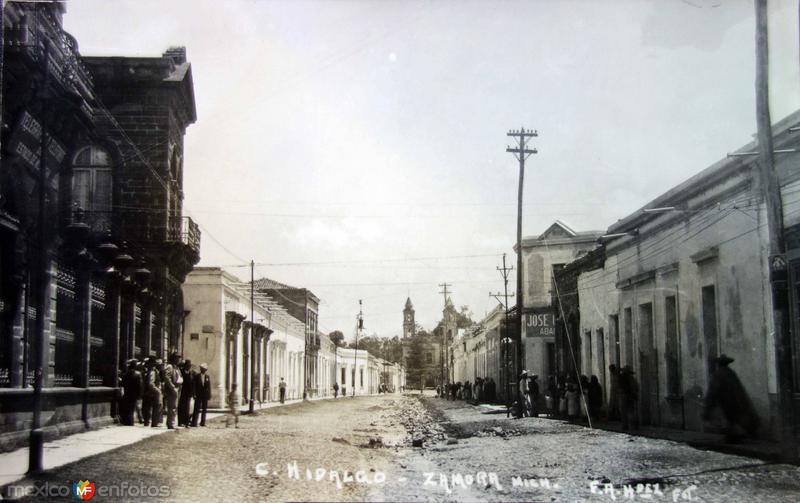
xmin=474 ymin=402 xmax=786 ymax=463
xmin=0 ymin=394 xmax=344 ymax=489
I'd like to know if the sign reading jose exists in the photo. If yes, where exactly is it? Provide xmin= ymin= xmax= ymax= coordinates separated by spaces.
xmin=524 ymin=310 xmax=555 ymax=338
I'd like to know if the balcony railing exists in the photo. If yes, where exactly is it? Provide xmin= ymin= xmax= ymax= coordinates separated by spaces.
xmin=167 ymin=216 xmax=201 ymax=255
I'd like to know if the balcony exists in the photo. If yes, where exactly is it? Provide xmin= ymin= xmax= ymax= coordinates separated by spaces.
xmin=167 ymin=216 xmax=201 ymax=256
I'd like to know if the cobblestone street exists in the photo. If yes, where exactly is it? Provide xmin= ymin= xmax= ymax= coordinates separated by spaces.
xmin=4 ymin=393 xmax=800 ymax=502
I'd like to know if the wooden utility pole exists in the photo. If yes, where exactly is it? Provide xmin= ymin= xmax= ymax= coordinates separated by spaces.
xmin=506 ymin=127 xmax=537 ymax=381
xmin=29 ymin=37 xmax=50 ymax=476
xmin=249 ymin=260 xmax=255 ymax=413
xmin=354 ymin=300 xmax=363 ymax=396
xmin=490 ymin=254 xmax=513 ymax=404
xmin=755 ymin=0 xmax=795 ymax=461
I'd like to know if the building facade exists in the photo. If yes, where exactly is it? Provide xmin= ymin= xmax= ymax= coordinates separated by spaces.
xmin=562 ymin=111 xmax=800 ymax=452
xmin=182 ymin=268 xmax=299 ymax=408
xmin=0 ymin=2 xmax=199 ymax=451
xmin=252 ymin=277 xmax=322 ymax=398
xmin=518 ymin=221 xmax=603 ymax=380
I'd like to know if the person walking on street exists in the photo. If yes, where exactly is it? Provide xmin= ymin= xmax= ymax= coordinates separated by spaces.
xmin=279 ymin=377 xmax=287 ymax=404
xmin=618 ymin=366 xmax=638 ymax=430
xmin=120 ymin=359 xmax=142 ymax=426
xmin=703 ymin=354 xmax=760 ymax=443
xmin=333 ymin=382 xmax=339 ymax=398
xmin=191 ymin=363 xmax=211 ymax=427
xmin=178 ymin=360 xmax=195 ymax=427
xmin=226 ymin=383 xmax=241 ymax=428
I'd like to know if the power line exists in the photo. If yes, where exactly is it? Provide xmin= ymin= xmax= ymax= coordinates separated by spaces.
xmin=217 ymin=252 xmax=501 ymax=268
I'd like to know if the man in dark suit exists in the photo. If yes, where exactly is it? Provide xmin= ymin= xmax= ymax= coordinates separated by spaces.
xmin=120 ymin=359 xmax=142 ymax=426
xmin=191 ymin=363 xmax=212 ymax=427
xmin=178 ymin=360 xmax=195 ymax=427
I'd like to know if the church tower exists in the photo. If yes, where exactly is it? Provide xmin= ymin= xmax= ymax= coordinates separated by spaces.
xmin=403 ymin=297 xmax=415 ymax=338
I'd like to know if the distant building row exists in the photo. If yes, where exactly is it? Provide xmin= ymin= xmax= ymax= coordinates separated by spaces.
xmin=183 ymin=268 xmax=406 ymax=409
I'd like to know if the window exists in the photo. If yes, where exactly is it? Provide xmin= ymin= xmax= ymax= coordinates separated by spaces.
xmin=623 ymin=308 xmax=633 ymax=367
xmin=426 ymin=352 xmax=433 ymax=364
xmin=72 ymin=146 xmax=112 ymax=232
xmin=595 ymin=328 xmax=605 ymax=390
xmin=360 ymin=368 xmax=364 ymax=387
xmin=583 ymin=329 xmax=592 ymax=375
xmin=341 ymin=367 xmax=346 ymax=384
xmin=665 ymin=295 xmax=681 ymax=396
xmin=609 ymin=314 xmax=621 ymax=366
xmin=701 ymin=286 xmax=718 ymax=378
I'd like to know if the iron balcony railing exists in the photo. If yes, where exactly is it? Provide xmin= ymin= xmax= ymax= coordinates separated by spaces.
xmin=167 ymin=215 xmax=201 ymax=255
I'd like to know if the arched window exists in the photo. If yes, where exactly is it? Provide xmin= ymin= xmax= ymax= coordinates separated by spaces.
xmin=72 ymin=146 xmax=112 ymax=231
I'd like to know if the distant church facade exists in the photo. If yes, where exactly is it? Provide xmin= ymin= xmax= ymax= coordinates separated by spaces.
xmin=400 ymin=297 xmax=443 ymax=389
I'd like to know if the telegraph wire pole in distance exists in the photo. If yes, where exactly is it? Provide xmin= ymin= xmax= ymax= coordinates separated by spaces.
xmin=490 ymin=253 xmax=513 ymax=405
xmin=249 ymin=260 xmax=255 ymax=413
xmin=438 ymin=282 xmax=452 ymax=388
xmin=506 ymin=127 xmax=537 ymax=384
xmin=354 ymin=300 xmax=363 ymax=397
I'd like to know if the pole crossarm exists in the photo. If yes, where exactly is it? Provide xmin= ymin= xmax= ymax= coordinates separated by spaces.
xmin=506 ymin=126 xmax=538 ymax=394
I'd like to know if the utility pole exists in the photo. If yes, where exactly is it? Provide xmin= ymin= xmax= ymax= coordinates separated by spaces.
xmin=29 ymin=36 xmax=50 ymax=476
xmin=490 ymin=253 xmax=513 ymax=405
xmin=249 ymin=260 xmax=255 ymax=413
xmin=506 ymin=127 xmax=537 ymax=385
xmin=354 ymin=300 xmax=363 ymax=396
xmin=438 ymin=282 xmax=452 ymax=387
xmin=755 ymin=0 xmax=795 ymax=461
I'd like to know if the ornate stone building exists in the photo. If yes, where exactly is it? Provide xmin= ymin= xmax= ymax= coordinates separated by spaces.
xmin=0 ymin=2 xmax=199 ymax=451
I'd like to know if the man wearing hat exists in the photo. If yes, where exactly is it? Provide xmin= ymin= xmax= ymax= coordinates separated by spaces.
xmin=142 ymin=357 xmax=163 ymax=427
xmin=178 ymin=360 xmax=196 ymax=427
xmin=703 ymin=354 xmax=759 ymax=442
xmin=191 ymin=363 xmax=212 ymax=427
xmin=517 ymin=370 xmax=528 ymax=418
xmin=120 ymin=359 xmax=142 ymax=426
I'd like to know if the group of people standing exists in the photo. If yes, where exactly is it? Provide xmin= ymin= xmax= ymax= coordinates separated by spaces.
xmin=119 ymin=354 xmax=212 ymax=429
xmin=436 ymin=377 xmax=497 ymax=403
xmin=539 ymin=367 xmax=629 ymax=426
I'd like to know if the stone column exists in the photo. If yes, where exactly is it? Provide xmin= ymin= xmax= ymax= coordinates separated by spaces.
xmin=75 ymin=266 xmax=92 ymax=389
xmin=242 ymin=321 xmax=251 ymax=402
xmin=105 ymin=273 xmax=122 ymax=419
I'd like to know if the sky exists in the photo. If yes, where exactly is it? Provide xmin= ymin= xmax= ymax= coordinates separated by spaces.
xmin=63 ymin=0 xmax=800 ymax=340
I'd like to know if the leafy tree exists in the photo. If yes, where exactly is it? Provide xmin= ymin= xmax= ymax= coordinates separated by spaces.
xmin=328 ymin=330 xmax=345 ymax=347
xmin=404 ymin=335 xmax=426 ymax=390
xmin=456 ymin=305 xmax=474 ymax=328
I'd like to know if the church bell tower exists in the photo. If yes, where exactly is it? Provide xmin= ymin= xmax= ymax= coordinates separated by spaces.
xmin=403 ymin=297 xmax=415 ymax=338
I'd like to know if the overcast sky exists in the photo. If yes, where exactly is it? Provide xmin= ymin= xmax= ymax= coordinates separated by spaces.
xmin=64 ymin=0 xmax=800 ymax=339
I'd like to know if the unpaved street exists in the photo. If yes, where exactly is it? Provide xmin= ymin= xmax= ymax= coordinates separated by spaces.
xmin=7 ymin=393 xmax=800 ymax=502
